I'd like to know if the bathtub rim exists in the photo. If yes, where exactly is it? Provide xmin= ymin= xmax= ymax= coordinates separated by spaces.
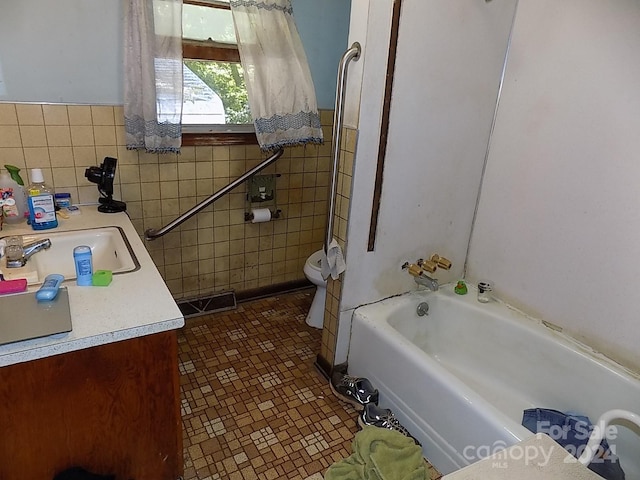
xmin=353 ymin=284 xmax=640 ymax=385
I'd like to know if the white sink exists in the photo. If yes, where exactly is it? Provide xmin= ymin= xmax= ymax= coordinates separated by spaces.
xmin=1 ymin=226 xmax=140 ymax=285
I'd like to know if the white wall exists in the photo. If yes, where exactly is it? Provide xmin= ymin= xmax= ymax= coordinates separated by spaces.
xmin=467 ymin=0 xmax=640 ymax=371
xmin=332 ymin=0 xmax=517 ymax=364
xmin=334 ymin=0 xmax=393 ymax=363
xmin=341 ymin=0 xmax=517 ymax=310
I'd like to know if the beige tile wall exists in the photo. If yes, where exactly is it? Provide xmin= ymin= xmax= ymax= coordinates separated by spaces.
xmin=320 ymin=126 xmax=357 ymax=367
xmin=0 ymin=102 xmax=333 ymax=299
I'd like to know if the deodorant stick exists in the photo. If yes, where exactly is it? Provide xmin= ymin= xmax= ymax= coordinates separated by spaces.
xmin=73 ymin=245 xmax=93 ymax=286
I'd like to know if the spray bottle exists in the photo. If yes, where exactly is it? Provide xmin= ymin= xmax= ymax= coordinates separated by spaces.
xmin=0 ymin=165 xmax=28 ymax=224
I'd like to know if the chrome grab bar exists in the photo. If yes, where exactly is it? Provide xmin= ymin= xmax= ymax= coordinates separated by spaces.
xmin=144 ymin=148 xmax=284 ymax=240
xmin=325 ymin=42 xmax=361 ymax=254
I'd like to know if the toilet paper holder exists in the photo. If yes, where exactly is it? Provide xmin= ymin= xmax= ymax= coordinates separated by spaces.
xmin=245 ymin=209 xmax=281 ymax=222
xmin=244 ymin=174 xmax=282 ymax=222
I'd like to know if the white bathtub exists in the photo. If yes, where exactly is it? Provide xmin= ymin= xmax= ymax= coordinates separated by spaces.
xmin=348 ymin=286 xmax=640 ymax=476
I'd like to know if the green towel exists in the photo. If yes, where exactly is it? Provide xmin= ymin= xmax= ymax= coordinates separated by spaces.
xmin=325 ymin=426 xmax=427 ymax=480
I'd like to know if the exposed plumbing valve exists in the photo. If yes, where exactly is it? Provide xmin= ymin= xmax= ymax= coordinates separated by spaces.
xmin=430 ymin=254 xmax=452 ymax=270
xmin=402 ymin=261 xmax=439 ymax=291
xmin=402 ymin=262 xmax=423 ymax=277
xmin=416 ymin=302 xmax=429 ymax=316
xmin=417 ymin=258 xmax=438 ymax=273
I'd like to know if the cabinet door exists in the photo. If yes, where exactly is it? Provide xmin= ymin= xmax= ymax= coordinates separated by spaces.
xmin=0 ymin=331 xmax=183 ymax=480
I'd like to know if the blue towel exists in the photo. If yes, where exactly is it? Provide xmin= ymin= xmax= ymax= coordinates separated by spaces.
xmin=522 ymin=408 xmax=625 ymax=480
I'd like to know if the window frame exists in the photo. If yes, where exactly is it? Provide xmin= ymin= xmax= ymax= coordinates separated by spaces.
xmin=181 ymin=0 xmax=257 ymax=146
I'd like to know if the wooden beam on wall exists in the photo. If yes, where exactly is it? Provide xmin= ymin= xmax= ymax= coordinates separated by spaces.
xmin=367 ymin=0 xmax=404 ymax=251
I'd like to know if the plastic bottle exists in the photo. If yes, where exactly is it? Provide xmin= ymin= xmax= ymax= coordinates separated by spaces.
xmin=27 ymin=168 xmax=58 ymax=230
xmin=0 ymin=165 xmax=28 ymax=224
xmin=73 ymin=246 xmax=93 ymax=286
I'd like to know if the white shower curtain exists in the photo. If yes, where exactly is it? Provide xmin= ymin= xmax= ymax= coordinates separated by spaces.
xmin=124 ymin=0 xmax=183 ymax=153
xmin=230 ymin=0 xmax=323 ymax=152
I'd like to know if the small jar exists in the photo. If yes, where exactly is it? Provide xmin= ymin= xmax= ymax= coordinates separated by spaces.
xmin=54 ymin=192 xmax=72 ymax=209
xmin=477 ymin=280 xmax=493 ymax=303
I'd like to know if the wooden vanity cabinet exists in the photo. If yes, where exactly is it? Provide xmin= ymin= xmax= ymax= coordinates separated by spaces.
xmin=0 ymin=330 xmax=183 ymax=480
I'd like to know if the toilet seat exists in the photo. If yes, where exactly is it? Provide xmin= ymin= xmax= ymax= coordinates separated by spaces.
xmin=304 ymin=250 xmax=325 ymax=283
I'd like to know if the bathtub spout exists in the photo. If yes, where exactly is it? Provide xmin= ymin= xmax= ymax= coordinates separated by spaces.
xmin=401 ymin=261 xmax=439 ymax=291
xmin=414 ymin=273 xmax=439 ymax=291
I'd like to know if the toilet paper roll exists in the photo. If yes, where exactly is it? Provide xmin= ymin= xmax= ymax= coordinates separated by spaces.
xmin=251 ymin=208 xmax=271 ymax=223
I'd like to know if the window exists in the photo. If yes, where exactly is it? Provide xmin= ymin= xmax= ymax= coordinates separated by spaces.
xmin=180 ymin=0 xmax=256 ymax=144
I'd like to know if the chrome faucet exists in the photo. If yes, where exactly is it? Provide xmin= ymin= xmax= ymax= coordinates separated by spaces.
xmin=401 ymin=261 xmax=439 ymax=292
xmin=401 ymin=254 xmax=452 ymax=291
xmin=5 ymin=238 xmax=52 ymax=268
xmin=413 ymin=272 xmax=439 ymax=292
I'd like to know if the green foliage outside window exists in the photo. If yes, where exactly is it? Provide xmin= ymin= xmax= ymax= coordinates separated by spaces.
xmin=185 ymin=60 xmax=252 ymax=124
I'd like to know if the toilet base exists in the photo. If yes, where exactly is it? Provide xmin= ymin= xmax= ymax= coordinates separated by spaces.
xmin=306 ymin=286 xmax=327 ymax=329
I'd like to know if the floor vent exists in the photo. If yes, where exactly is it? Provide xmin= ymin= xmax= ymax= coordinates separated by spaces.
xmin=178 ymin=291 xmax=237 ymax=319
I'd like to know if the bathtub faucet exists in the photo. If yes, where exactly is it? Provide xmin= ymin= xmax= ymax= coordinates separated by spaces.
xmin=414 ymin=272 xmax=439 ymax=291
xmin=401 ymin=261 xmax=439 ymax=291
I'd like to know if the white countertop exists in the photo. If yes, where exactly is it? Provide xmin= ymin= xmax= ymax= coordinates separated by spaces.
xmin=0 ymin=206 xmax=184 ymax=367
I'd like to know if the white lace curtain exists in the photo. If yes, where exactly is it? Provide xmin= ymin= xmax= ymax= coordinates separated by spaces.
xmin=230 ymin=0 xmax=323 ymax=152
xmin=124 ymin=0 xmax=183 ymax=153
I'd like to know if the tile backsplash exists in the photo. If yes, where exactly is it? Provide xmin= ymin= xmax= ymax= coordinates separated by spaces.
xmin=0 ymin=103 xmax=332 ymax=299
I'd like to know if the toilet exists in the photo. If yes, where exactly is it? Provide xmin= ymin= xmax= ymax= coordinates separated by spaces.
xmin=303 ymin=249 xmax=327 ymax=329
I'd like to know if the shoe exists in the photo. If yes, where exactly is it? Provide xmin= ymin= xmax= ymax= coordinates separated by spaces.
xmin=330 ymin=371 xmax=379 ymax=410
xmin=358 ymin=403 xmax=421 ymax=446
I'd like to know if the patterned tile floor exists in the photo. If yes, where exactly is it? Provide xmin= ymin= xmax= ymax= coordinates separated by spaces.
xmin=178 ymin=289 xmax=442 ymax=480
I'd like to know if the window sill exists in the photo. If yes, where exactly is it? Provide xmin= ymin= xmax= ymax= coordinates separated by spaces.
xmin=182 ymin=131 xmax=258 ymax=146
